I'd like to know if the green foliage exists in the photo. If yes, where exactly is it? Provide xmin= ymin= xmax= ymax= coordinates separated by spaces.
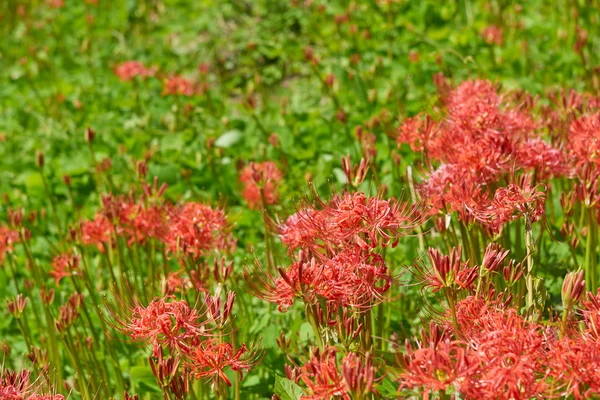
xmin=0 ymin=0 xmax=598 ymax=399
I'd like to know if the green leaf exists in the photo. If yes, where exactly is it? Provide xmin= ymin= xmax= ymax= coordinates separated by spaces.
xmin=130 ymin=366 xmax=161 ymax=394
xmin=215 ymin=130 xmax=242 ymax=148
xmin=273 ymin=375 xmax=304 ymax=400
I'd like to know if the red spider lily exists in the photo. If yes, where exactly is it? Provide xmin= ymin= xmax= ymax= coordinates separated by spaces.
xmin=547 ymin=336 xmax=600 ymax=399
xmin=480 ymin=243 xmax=510 ymax=273
xmin=149 ymin=350 xmax=189 ymax=399
xmin=203 ymin=290 xmax=236 ymax=328
xmin=299 ymin=347 xmax=350 ymax=400
xmin=187 ymin=339 xmax=258 ymax=387
xmin=573 ymin=164 xmax=600 ymax=208
xmin=100 ymin=194 xmax=170 ymax=246
xmin=118 ymin=296 xmax=204 ymax=357
xmin=55 ymin=293 xmax=84 ymax=333
xmin=123 ymin=391 xmax=139 ymax=400
xmin=279 ymin=191 xmax=418 ymax=254
xmin=479 ymin=175 xmax=546 ymax=232
xmin=272 ymin=256 xmax=326 ymax=312
xmin=0 ymin=368 xmax=62 ymax=400
xmin=165 ymin=202 xmax=235 ymax=259
xmin=1 ymin=369 xmax=33 ymax=398
xmin=580 ymin=289 xmax=600 ymax=340
xmin=515 ymin=138 xmax=572 ymax=179
xmin=0 ymin=225 xmax=19 ymax=265
xmin=162 ymin=75 xmax=196 ymax=96
xmin=163 ymin=269 xmax=192 ymax=296
xmin=80 ymin=214 xmax=114 ymax=251
xmin=258 ymin=245 xmax=391 ymax=312
xmin=416 ymin=246 xmax=478 ymax=292
xmin=49 ymin=250 xmax=81 ymax=286
xmin=279 ymin=209 xmax=327 ymax=253
xmin=341 ymin=352 xmax=376 ymax=399
xmin=239 ymin=161 xmax=283 ymax=208
xmin=407 ymin=79 xmax=564 ymax=224
xmin=397 ymin=114 xmax=438 ymax=155
xmin=6 ymin=294 xmax=28 ymax=319
xmin=568 ymin=112 xmax=600 ymax=168
xmin=321 ymin=246 xmax=391 ymax=308
xmin=445 ymin=297 xmax=549 ymax=399
xmin=341 ymin=155 xmax=369 ymax=188
xmin=327 ymin=192 xmax=417 ymax=249
xmin=114 ymin=61 xmax=157 ymax=82
xmin=397 ymin=323 xmax=478 ymax=398
xmin=481 ymin=25 xmax=504 ymax=46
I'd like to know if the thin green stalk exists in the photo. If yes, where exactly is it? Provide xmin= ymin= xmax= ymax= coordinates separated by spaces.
xmin=525 ymin=217 xmax=536 ymax=317
xmin=585 ymin=208 xmax=598 ymax=292
xmin=446 ymin=290 xmax=460 ymax=335
xmin=305 ymin=303 xmax=324 ymax=351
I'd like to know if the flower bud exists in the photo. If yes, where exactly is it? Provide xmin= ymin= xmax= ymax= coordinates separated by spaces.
xmin=562 ymin=270 xmax=585 ymax=310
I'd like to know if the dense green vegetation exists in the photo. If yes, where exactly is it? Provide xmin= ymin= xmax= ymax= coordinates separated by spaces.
xmin=1 ymin=1 xmax=599 ymax=399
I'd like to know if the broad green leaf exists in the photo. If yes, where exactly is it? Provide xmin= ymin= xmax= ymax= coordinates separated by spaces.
xmin=273 ymin=375 xmax=304 ymax=400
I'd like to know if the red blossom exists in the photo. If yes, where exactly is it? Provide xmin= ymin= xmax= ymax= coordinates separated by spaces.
xmin=408 ymin=79 xmax=563 ymax=225
xmin=481 ymin=25 xmax=504 ymax=46
xmin=0 ymin=225 xmax=19 ymax=265
xmin=397 ymin=323 xmax=478 ymax=397
xmin=239 ymin=161 xmax=283 ymax=208
xmin=299 ymin=347 xmax=350 ymax=400
xmin=162 ymin=76 xmax=196 ymax=96
xmin=279 ymin=191 xmax=418 ymax=254
xmin=126 ymin=296 xmax=203 ymax=357
xmin=80 ymin=214 xmax=114 ymax=251
xmin=0 ymin=368 xmax=62 ymax=400
xmin=479 ymin=175 xmax=546 ymax=232
xmin=259 ymin=245 xmax=391 ymax=312
xmin=114 ymin=61 xmax=157 ymax=82
xmin=165 ymin=202 xmax=235 ymax=259
xmin=547 ymin=336 xmax=600 ymax=399
xmin=416 ymin=246 xmax=478 ymax=292
xmin=187 ymin=340 xmax=256 ymax=386
xmin=100 ymin=194 xmax=170 ymax=246
xmin=568 ymin=112 xmax=600 ymax=168
xmin=49 ymin=250 xmax=81 ymax=286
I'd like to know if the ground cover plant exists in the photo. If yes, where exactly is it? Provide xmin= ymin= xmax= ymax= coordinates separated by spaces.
xmin=1 ymin=0 xmax=600 ymax=399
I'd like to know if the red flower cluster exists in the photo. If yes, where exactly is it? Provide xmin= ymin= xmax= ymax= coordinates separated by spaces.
xmin=417 ymin=246 xmax=478 ymax=292
xmin=249 ymin=190 xmax=417 ymax=313
xmin=165 ymin=202 xmax=234 ymax=259
xmin=49 ymin=250 xmax=81 ymax=286
xmin=481 ymin=25 xmax=503 ymax=46
xmin=280 ymin=191 xmax=417 ymax=252
xmin=398 ymin=79 xmax=558 ymax=231
xmin=0 ymin=368 xmax=64 ymax=400
xmin=273 ymin=245 xmax=390 ymax=311
xmin=399 ymin=294 xmax=600 ymax=399
xmin=162 ymin=75 xmax=197 ymax=96
xmin=293 ymin=347 xmax=374 ymax=400
xmin=80 ymin=214 xmax=113 ymax=251
xmin=239 ymin=161 xmax=283 ymax=208
xmin=0 ymin=225 xmax=18 ymax=264
xmin=79 ymin=193 xmax=234 ymax=260
xmin=114 ymin=61 xmax=157 ymax=82
xmin=568 ymin=112 xmax=600 ymax=168
xmin=112 ymin=292 xmax=258 ymax=388
xmin=127 ymin=296 xmax=201 ymax=357
xmin=187 ymin=340 xmax=254 ymax=386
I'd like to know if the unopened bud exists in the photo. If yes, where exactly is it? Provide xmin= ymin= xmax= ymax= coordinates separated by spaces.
xmin=36 ymin=151 xmax=44 ymax=168
xmin=562 ymin=270 xmax=585 ymax=310
xmin=85 ymin=127 xmax=95 ymax=142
